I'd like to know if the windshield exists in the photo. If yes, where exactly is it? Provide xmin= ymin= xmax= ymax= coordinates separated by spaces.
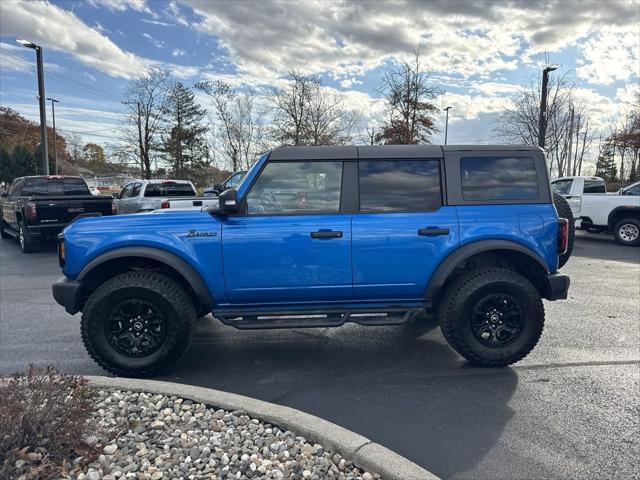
xmin=551 ymin=179 xmax=573 ymax=194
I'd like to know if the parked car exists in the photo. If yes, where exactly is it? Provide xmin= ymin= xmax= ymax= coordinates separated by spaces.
xmin=114 ymin=179 xmax=198 ymax=214
xmin=203 ymin=171 xmax=247 ymax=197
xmin=552 ymin=177 xmax=640 ymax=245
xmin=53 ymin=145 xmax=571 ymax=376
xmin=1 ymin=175 xmax=115 ymax=253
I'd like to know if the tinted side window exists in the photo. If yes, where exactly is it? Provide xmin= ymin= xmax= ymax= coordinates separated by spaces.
xmin=623 ymin=184 xmax=640 ymax=196
xmin=359 ymin=160 xmax=441 ymax=212
xmin=120 ymin=183 xmax=134 ymax=198
xmin=583 ymin=180 xmax=606 ymax=194
xmin=131 ymin=183 xmax=142 ymax=197
xmin=461 ymin=156 xmax=539 ymax=201
xmin=247 ymin=161 xmax=342 ymax=214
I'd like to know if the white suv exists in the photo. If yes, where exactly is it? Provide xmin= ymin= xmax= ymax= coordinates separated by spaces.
xmin=115 ymin=179 xmax=198 ymax=213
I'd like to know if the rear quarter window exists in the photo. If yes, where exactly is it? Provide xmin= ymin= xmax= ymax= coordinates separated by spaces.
xmin=461 ymin=156 xmax=539 ymax=201
xmin=583 ymin=180 xmax=606 ymax=194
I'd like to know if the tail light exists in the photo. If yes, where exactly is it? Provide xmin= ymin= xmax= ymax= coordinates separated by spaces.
xmin=558 ymin=218 xmax=569 ymax=255
xmin=25 ymin=201 xmax=37 ymax=220
xmin=111 ymin=199 xmax=117 ymax=215
xmin=58 ymin=235 xmax=65 ymax=268
xmin=161 ymin=200 xmax=170 ymax=209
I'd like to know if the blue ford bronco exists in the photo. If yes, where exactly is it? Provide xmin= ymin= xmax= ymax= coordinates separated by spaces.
xmin=52 ymin=145 xmax=571 ymax=376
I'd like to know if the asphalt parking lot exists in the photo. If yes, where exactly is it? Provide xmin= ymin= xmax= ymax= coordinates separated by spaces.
xmin=1 ymin=231 xmax=638 ymax=480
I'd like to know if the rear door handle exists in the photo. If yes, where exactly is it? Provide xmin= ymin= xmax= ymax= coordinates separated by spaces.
xmin=418 ymin=227 xmax=450 ymax=237
xmin=310 ymin=230 xmax=343 ymax=239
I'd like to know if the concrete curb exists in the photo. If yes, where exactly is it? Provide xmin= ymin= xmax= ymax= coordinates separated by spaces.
xmin=87 ymin=376 xmax=439 ymax=480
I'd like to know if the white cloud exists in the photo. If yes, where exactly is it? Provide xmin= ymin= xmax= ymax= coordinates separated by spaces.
xmin=576 ymin=31 xmax=640 ymax=85
xmin=142 ymin=32 xmax=165 ymax=49
xmin=0 ymin=0 xmax=150 ymax=79
xmin=172 ymin=48 xmax=187 ymax=57
xmin=88 ymin=0 xmax=151 ymax=14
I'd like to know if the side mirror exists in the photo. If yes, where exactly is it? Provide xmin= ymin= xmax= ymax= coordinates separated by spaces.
xmin=112 ymin=192 xmax=119 ymax=199
xmin=218 ymin=188 xmax=239 ymax=214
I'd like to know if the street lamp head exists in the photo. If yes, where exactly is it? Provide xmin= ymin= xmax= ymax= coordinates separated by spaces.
xmin=46 ymin=97 xmax=59 ymax=103
xmin=16 ymin=39 xmax=37 ymax=49
xmin=444 ymin=106 xmax=452 ymax=111
xmin=545 ymin=64 xmax=561 ymax=72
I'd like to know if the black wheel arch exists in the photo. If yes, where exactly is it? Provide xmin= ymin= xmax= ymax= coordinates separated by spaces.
xmin=77 ymin=247 xmax=213 ymax=314
xmin=425 ymin=240 xmax=551 ymax=303
xmin=608 ymin=206 xmax=640 ymax=229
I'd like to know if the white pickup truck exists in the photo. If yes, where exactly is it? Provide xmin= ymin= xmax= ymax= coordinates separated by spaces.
xmin=551 ymin=176 xmax=640 ymax=246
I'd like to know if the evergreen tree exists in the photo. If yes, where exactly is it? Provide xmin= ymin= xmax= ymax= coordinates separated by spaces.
xmin=595 ymin=145 xmax=618 ymax=183
xmin=161 ymin=83 xmax=209 ymax=180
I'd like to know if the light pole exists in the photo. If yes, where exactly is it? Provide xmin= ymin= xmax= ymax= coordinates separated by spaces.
xmin=537 ymin=64 xmax=560 ymax=149
xmin=443 ymin=106 xmax=452 ymax=145
xmin=47 ymin=97 xmax=59 ymax=174
xmin=17 ymin=39 xmax=49 ymax=175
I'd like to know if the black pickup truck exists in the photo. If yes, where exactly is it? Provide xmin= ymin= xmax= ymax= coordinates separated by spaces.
xmin=1 ymin=175 xmax=115 ymax=253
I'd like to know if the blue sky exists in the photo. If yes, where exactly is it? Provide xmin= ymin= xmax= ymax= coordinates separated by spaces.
xmin=0 ymin=0 xmax=638 ymax=165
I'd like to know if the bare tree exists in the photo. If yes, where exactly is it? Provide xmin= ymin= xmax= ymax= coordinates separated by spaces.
xmin=496 ymin=74 xmax=595 ymax=177
xmin=196 ymin=81 xmax=267 ymax=171
xmin=121 ymin=69 xmax=172 ymax=179
xmin=377 ymin=49 xmax=442 ymax=144
xmin=268 ymin=71 xmax=360 ymax=146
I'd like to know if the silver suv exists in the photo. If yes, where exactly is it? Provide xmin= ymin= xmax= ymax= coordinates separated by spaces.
xmin=115 ymin=179 xmax=198 ymax=213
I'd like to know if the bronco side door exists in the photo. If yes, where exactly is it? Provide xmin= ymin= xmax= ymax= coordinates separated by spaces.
xmin=351 ymin=148 xmax=460 ymax=301
xmin=221 ymin=156 xmax=353 ymax=306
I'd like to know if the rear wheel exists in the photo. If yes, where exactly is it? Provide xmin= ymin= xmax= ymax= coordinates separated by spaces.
xmin=81 ymin=271 xmax=197 ymax=377
xmin=18 ymin=220 xmax=39 ymax=253
xmin=439 ymin=268 xmax=544 ymax=367
xmin=612 ymin=218 xmax=640 ymax=246
xmin=553 ymin=192 xmax=574 ymax=268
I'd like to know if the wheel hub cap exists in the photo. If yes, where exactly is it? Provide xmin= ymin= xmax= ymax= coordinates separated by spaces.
xmin=107 ymin=300 xmax=166 ymax=356
xmin=471 ymin=294 xmax=523 ymax=348
xmin=619 ymin=224 xmax=639 ymax=241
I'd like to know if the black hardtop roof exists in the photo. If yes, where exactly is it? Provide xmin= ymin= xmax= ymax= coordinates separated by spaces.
xmin=16 ymin=175 xmax=85 ymax=180
xmin=268 ymin=144 xmax=541 ymax=160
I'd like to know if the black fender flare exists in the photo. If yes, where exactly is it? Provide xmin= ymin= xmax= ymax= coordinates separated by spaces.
xmin=78 ymin=247 xmax=213 ymax=310
xmin=607 ymin=206 xmax=640 ymax=229
xmin=424 ymin=240 xmax=550 ymax=301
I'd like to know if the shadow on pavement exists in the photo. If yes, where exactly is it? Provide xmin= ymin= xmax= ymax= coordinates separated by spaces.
xmin=163 ymin=319 xmax=518 ymax=477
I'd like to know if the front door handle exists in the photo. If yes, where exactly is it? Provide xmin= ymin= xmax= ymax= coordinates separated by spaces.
xmin=418 ymin=227 xmax=450 ymax=237
xmin=310 ymin=230 xmax=343 ymax=239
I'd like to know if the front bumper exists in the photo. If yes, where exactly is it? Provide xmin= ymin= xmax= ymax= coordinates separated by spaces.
xmin=52 ymin=276 xmax=83 ymax=314
xmin=545 ymin=272 xmax=570 ymax=300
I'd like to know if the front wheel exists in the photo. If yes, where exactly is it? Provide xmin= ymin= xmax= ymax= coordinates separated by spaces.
xmin=81 ymin=271 xmax=197 ymax=377
xmin=612 ymin=218 xmax=640 ymax=246
xmin=439 ymin=268 xmax=544 ymax=367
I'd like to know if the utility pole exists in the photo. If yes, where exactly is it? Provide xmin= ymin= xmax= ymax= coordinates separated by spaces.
xmin=537 ymin=64 xmax=560 ymax=149
xmin=122 ymin=100 xmax=143 ymax=175
xmin=17 ymin=39 xmax=49 ymax=174
xmin=443 ymin=106 xmax=452 ymax=145
xmin=566 ymin=106 xmax=574 ymax=176
xmin=47 ymin=97 xmax=59 ymax=174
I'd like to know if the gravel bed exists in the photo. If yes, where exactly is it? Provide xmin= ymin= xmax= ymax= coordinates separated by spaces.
xmin=72 ymin=389 xmax=381 ymax=480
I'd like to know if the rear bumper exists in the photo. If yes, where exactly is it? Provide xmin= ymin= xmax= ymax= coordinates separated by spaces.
xmin=52 ymin=276 xmax=83 ymax=314
xmin=27 ymin=223 xmax=66 ymax=238
xmin=545 ymin=272 xmax=570 ymax=301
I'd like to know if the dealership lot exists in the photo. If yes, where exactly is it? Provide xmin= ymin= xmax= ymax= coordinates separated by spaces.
xmin=0 ymin=232 xmax=638 ymax=479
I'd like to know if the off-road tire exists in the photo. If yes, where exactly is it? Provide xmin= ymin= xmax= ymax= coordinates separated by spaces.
xmin=81 ymin=271 xmax=197 ymax=377
xmin=18 ymin=220 xmax=39 ymax=253
xmin=553 ymin=192 xmax=574 ymax=268
xmin=439 ymin=268 xmax=544 ymax=367
xmin=612 ymin=218 xmax=640 ymax=246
